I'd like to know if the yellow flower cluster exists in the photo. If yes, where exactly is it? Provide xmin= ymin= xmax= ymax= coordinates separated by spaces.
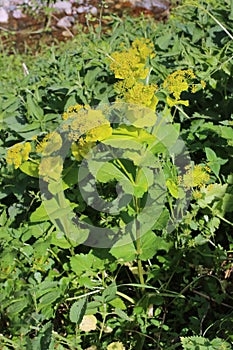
xmin=109 ymin=38 xmax=158 ymax=109
xmin=110 ymin=38 xmax=154 ymax=81
xmin=62 ymin=104 xmax=112 ymax=161
xmin=36 ymin=131 xmax=62 ymax=156
xmin=163 ymin=69 xmax=204 ymax=107
xmin=71 ymin=138 xmax=94 ymax=161
xmin=182 ymin=165 xmax=211 ymax=189
xmin=6 ymin=142 xmax=31 ymax=169
xmin=123 ymin=82 xmax=158 ymax=109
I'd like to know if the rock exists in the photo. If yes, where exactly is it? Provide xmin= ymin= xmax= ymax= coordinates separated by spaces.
xmin=62 ymin=29 xmax=73 ymax=37
xmin=12 ymin=8 xmax=25 ymax=18
xmin=0 ymin=0 xmax=10 ymax=6
xmin=76 ymin=5 xmax=90 ymax=14
xmin=52 ymin=1 xmax=72 ymax=15
xmin=0 ymin=7 xmax=9 ymax=23
xmin=130 ymin=0 xmax=169 ymax=12
xmin=56 ymin=15 xmax=75 ymax=28
xmin=90 ymin=6 xmax=97 ymax=16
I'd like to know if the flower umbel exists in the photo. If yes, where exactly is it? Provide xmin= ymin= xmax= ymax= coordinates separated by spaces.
xmin=6 ymin=142 xmax=31 ymax=169
xmin=62 ymin=104 xmax=112 ymax=161
xmin=183 ymin=165 xmax=211 ymax=189
xmin=109 ymin=38 xmax=158 ymax=110
xmin=163 ymin=69 xmax=203 ymax=107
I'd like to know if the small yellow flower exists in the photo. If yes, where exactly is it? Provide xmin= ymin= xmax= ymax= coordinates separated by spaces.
xmin=183 ymin=164 xmax=210 ymax=188
xmin=36 ymin=132 xmax=62 ymax=155
xmin=124 ymin=82 xmax=158 ymax=108
xmin=163 ymin=69 xmax=199 ymax=106
xmin=71 ymin=138 xmax=94 ymax=161
xmin=192 ymin=190 xmax=203 ymax=199
xmin=6 ymin=142 xmax=31 ymax=169
xmin=109 ymin=39 xmax=158 ymax=111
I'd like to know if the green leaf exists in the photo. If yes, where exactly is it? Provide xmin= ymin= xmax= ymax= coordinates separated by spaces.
xmin=180 ymin=336 xmax=231 ymax=349
xmin=115 ymin=307 xmax=131 ymax=320
xmin=110 ymin=231 xmax=171 ymax=262
xmin=26 ymin=94 xmax=44 ymax=121
xmin=102 ymin=282 xmax=117 ymax=302
xmin=109 ymin=298 xmax=126 ymax=310
xmin=51 ymin=230 xmax=71 ymax=248
xmin=7 ymin=298 xmax=28 ymax=315
xmin=69 ymin=297 xmax=87 ymax=324
xmin=70 ymin=253 xmax=94 ymax=275
xmin=205 ymin=147 xmax=228 ymax=177
xmin=222 ymin=193 xmax=233 ymax=213
xmin=39 ymin=290 xmax=61 ymax=306
xmin=166 ymin=178 xmax=178 ymax=199
xmin=20 ymin=161 xmax=39 ymax=178
xmin=126 ymin=108 xmax=157 ymax=127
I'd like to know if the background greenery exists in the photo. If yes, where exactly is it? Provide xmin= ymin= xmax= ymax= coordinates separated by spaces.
xmin=0 ymin=0 xmax=233 ymax=349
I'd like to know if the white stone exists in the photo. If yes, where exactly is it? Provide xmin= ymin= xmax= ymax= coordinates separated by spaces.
xmin=0 ymin=0 xmax=10 ymax=6
xmin=52 ymin=1 xmax=72 ymax=15
xmin=12 ymin=8 xmax=25 ymax=18
xmin=0 ymin=7 xmax=9 ymax=23
xmin=76 ymin=5 xmax=89 ymax=14
xmin=56 ymin=15 xmax=74 ymax=28
xmin=90 ymin=6 xmax=97 ymax=16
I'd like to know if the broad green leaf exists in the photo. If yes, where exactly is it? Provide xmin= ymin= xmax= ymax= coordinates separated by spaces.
xmin=30 ymin=203 xmax=49 ymax=222
xmin=7 ymin=298 xmax=28 ymax=314
xmin=198 ymin=184 xmax=227 ymax=207
xmin=156 ymin=32 xmax=172 ymax=50
xmin=141 ymin=232 xmax=172 ymax=259
xmin=70 ymin=253 xmax=94 ymax=275
xmin=110 ymin=230 xmax=171 ymax=262
xmin=166 ymin=178 xmax=178 ymax=199
xmin=110 ymin=239 xmax=137 ymax=262
xmin=205 ymin=147 xmax=228 ymax=177
xmin=115 ymin=307 xmax=132 ymax=320
xmin=51 ymin=230 xmax=71 ymax=249
xmin=126 ymin=107 xmax=157 ymax=127
xmin=69 ymin=297 xmax=87 ymax=324
xmin=222 ymin=193 xmax=233 ymax=213
xmin=152 ymin=123 xmax=180 ymax=151
xmin=109 ymin=298 xmax=126 ymax=310
xmin=26 ymin=94 xmax=44 ymax=120
xmin=102 ymin=282 xmax=117 ymax=302
xmin=20 ymin=161 xmax=39 ymax=178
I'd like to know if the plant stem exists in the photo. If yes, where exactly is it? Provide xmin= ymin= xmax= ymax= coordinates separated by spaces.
xmin=134 ymin=197 xmax=145 ymax=289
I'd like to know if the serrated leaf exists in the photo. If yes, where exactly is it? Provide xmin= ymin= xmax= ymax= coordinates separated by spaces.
xmin=205 ymin=147 xmax=228 ymax=177
xmin=102 ymin=282 xmax=117 ymax=302
xmin=109 ymin=297 xmax=126 ymax=310
xmin=69 ymin=297 xmax=87 ymax=324
xmin=70 ymin=253 xmax=94 ymax=275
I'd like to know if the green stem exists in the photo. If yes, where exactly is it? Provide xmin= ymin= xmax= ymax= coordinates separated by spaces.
xmin=99 ymin=303 xmax=107 ymax=340
xmin=56 ymin=187 xmax=75 ymax=255
xmin=115 ymin=159 xmax=135 ymax=183
xmin=206 ymin=204 xmax=233 ymax=227
xmin=134 ymin=197 xmax=145 ymax=289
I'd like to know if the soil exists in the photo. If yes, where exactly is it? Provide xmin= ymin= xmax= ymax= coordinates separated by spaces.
xmin=0 ymin=1 xmax=170 ymax=54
